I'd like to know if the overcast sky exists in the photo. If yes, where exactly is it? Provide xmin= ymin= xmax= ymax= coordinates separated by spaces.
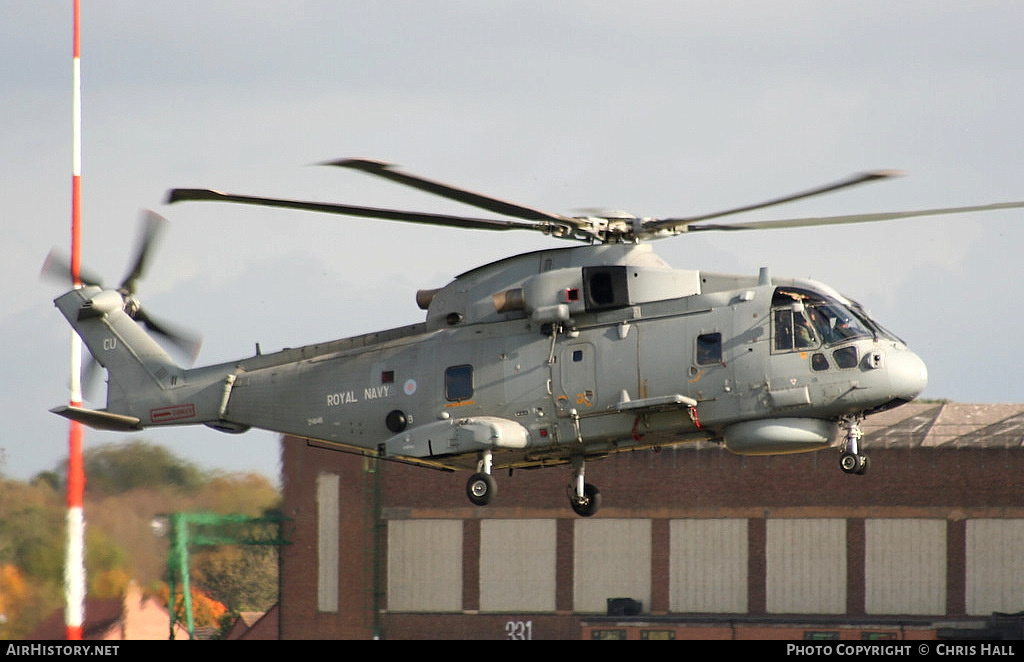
xmin=3 ymin=2 xmax=1023 ymax=481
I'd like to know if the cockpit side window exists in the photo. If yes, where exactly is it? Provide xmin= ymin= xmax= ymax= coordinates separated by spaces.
xmin=773 ymin=287 xmax=879 ymax=347
xmin=809 ymin=304 xmax=870 ymax=344
xmin=773 ymin=307 xmax=818 ymax=352
xmin=774 ymin=308 xmax=795 ymax=352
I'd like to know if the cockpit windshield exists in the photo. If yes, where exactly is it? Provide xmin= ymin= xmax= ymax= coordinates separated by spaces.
xmin=772 ymin=287 xmax=898 ymax=347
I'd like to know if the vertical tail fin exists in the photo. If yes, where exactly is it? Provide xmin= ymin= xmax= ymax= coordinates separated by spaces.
xmin=54 ymin=286 xmax=187 ymax=423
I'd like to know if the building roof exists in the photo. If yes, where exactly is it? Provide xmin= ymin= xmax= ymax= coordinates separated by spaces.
xmin=26 ymin=598 xmax=123 ymax=640
xmin=862 ymin=402 xmax=1024 ymax=449
xmin=224 ymin=604 xmax=279 ymax=640
xmin=26 ymin=584 xmax=190 ymax=641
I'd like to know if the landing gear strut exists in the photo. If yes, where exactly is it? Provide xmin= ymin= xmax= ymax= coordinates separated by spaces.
xmin=838 ymin=415 xmax=869 ymax=475
xmin=466 ymin=450 xmax=496 ymax=506
xmin=567 ymin=456 xmax=601 ymax=517
xmin=465 ymin=450 xmax=603 ymax=515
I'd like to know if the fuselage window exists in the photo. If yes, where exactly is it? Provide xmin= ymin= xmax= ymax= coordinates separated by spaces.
xmin=833 ymin=347 xmax=858 ymax=369
xmin=696 ymin=332 xmax=722 ymax=365
xmin=445 ymin=364 xmax=474 ymax=401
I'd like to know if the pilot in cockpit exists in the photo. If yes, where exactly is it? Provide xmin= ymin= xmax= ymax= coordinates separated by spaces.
xmin=794 ymin=309 xmax=817 ymax=349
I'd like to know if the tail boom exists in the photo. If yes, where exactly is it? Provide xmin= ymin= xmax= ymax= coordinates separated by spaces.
xmin=53 ymin=286 xmax=227 ymax=430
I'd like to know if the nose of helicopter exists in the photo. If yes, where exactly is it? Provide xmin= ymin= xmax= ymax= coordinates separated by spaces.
xmin=887 ymin=348 xmax=929 ymax=401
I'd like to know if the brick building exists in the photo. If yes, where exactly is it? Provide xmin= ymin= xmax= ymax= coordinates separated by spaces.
xmin=274 ymin=402 xmax=1024 ymax=640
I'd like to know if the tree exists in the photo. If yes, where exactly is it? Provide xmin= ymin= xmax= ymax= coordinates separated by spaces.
xmin=0 ymin=441 xmax=281 ymax=638
xmin=193 ymin=544 xmax=279 ymax=613
xmin=157 ymin=583 xmax=229 ymax=634
xmin=0 ymin=479 xmax=63 ymax=582
xmin=79 ymin=440 xmax=206 ymax=496
xmin=0 ymin=478 xmax=64 ymax=639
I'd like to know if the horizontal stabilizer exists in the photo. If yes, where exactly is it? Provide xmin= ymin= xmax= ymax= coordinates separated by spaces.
xmin=50 ymin=405 xmax=142 ymax=432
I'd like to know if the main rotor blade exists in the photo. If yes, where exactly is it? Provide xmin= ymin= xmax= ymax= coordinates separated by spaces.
xmin=647 ymin=170 xmax=903 ymax=234
xmin=324 ymin=158 xmax=574 ymax=225
xmin=684 ymin=201 xmax=1024 ymax=233
xmin=166 ymin=188 xmax=562 ymax=233
xmin=119 ymin=210 xmax=167 ymax=295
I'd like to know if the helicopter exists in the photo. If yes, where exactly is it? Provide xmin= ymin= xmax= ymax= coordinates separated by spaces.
xmin=50 ymin=159 xmax=1024 ymax=516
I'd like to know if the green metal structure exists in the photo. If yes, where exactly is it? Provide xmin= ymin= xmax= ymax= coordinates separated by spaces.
xmin=159 ymin=511 xmax=289 ymax=639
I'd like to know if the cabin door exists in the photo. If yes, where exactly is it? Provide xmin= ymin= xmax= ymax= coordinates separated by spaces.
xmin=553 ymin=341 xmax=598 ymax=415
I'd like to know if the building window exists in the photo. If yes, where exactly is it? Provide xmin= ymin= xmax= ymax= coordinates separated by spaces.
xmin=479 ymin=520 xmax=557 ymax=612
xmin=862 ymin=631 xmax=898 ymax=640
xmin=387 ymin=520 xmax=463 ymax=612
xmin=316 ymin=472 xmax=339 ymax=613
xmin=804 ymin=631 xmax=839 ymax=640
xmin=641 ymin=630 xmax=675 ymax=640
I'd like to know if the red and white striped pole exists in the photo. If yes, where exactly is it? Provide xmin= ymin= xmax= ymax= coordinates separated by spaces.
xmin=65 ymin=0 xmax=87 ymax=641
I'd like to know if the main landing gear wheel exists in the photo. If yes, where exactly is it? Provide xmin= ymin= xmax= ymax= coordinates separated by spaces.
xmin=467 ymin=450 xmax=496 ymax=506
xmin=570 ymin=483 xmax=602 ymax=517
xmin=839 ymin=452 xmax=870 ymax=475
xmin=567 ymin=455 xmax=601 ymax=516
xmin=467 ymin=472 xmax=497 ymax=506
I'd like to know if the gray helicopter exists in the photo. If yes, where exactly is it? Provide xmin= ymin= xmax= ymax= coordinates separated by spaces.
xmin=51 ymin=160 xmax=1024 ymax=515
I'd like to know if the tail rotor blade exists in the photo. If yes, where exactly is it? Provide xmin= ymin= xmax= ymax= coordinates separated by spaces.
xmin=41 ymin=249 xmax=105 ymax=288
xmin=45 ymin=210 xmax=202 ymax=365
xmin=119 ymin=210 xmax=168 ymax=295
xmin=135 ymin=307 xmax=203 ymax=362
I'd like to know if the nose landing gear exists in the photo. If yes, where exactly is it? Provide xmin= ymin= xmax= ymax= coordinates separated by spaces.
xmin=838 ymin=415 xmax=869 ymax=475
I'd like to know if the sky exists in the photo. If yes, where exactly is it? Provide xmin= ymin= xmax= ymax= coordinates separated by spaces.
xmin=2 ymin=2 xmax=1023 ymax=482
